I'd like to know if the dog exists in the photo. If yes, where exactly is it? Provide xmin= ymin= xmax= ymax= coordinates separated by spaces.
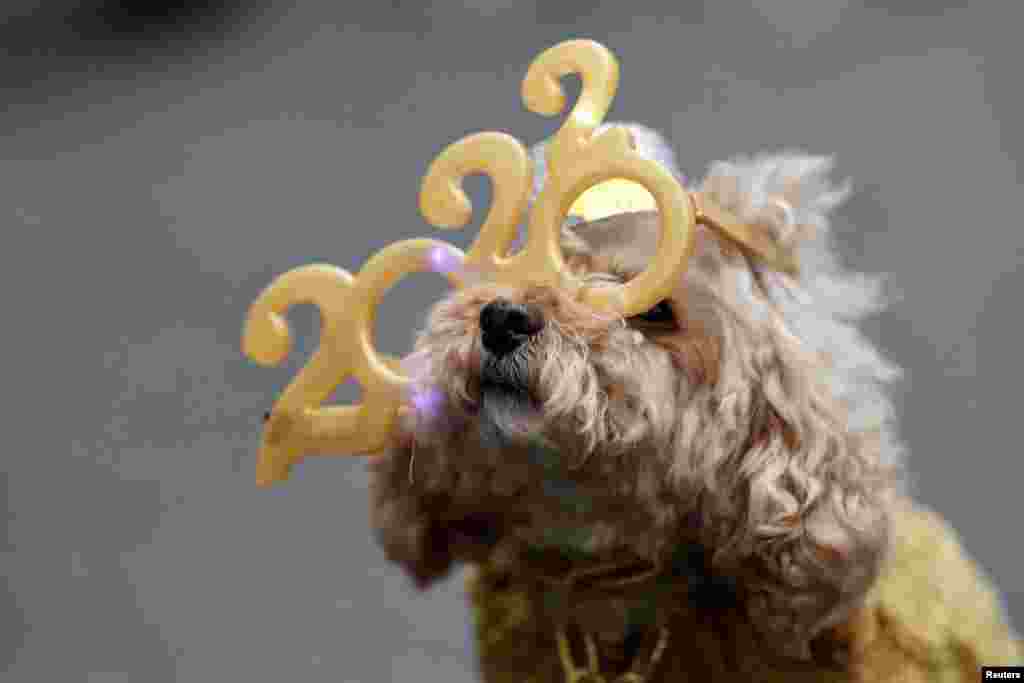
xmin=368 ymin=123 xmax=906 ymax=676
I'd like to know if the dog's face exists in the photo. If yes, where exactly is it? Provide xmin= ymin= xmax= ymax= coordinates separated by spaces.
xmin=371 ymin=152 xmax=902 ymax=612
xmin=408 ymin=211 xmax=719 ymax=461
xmin=386 ymin=209 xmax=768 ymax=567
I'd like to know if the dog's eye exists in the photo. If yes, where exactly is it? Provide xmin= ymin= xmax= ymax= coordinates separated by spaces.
xmin=632 ymin=300 xmax=676 ymax=325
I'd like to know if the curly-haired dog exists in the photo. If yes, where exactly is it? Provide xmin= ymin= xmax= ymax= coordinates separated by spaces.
xmin=368 ymin=125 xmax=1017 ymax=680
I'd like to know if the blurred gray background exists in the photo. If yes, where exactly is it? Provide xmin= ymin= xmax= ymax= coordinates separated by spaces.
xmin=2 ymin=1 xmax=1022 ymax=681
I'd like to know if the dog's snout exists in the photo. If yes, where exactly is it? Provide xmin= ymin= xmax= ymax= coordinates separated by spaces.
xmin=479 ymin=298 xmax=542 ymax=355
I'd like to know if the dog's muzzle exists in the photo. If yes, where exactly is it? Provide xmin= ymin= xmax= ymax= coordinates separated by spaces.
xmin=479 ymin=298 xmax=544 ymax=357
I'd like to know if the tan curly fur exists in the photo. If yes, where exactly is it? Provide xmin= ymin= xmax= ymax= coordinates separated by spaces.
xmin=368 ymin=124 xmax=906 ymax=663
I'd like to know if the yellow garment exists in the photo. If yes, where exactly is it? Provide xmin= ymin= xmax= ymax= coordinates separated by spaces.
xmin=467 ymin=500 xmax=1022 ymax=682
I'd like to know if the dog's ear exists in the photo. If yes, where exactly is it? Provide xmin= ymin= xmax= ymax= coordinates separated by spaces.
xmin=697 ymin=154 xmax=850 ymax=277
xmin=559 ymin=210 xmax=662 ymax=274
xmin=368 ymin=444 xmax=457 ymax=589
xmin=369 ymin=442 xmax=505 ymax=590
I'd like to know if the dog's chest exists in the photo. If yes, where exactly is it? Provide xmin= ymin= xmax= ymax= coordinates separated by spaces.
xmin=516 ymin=486 xmax=646 ymax=554
xmin=520 ymin=445 xmax=677 ymax=552
xmin=429 ymin=428 xmax=685 ymax=568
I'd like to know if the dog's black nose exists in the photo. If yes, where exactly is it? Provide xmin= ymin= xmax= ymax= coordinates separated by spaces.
xmin=479 ymin=298 xmax=542 ymax=355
